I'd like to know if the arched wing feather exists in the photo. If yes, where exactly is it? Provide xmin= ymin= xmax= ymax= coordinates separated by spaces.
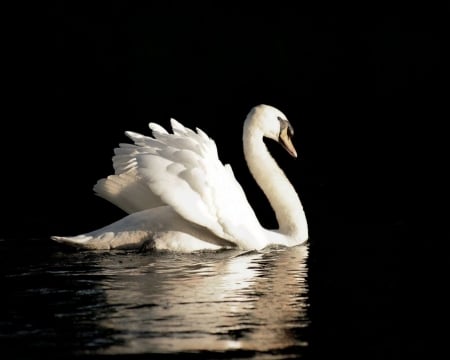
xmin=132 ymin=119 xmax=265 ymax=247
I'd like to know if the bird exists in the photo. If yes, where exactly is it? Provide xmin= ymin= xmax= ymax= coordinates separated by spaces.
xmin=51 ymin=104 xmax=308 ymax=252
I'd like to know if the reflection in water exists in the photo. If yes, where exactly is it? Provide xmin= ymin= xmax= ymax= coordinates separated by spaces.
xmin=1 ymin=241 xmax=309 ymax=357
xmin=95 ymin=245 xmax=309 ymax=354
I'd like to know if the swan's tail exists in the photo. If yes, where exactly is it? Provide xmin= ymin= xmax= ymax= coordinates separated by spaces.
xmin=51 ymin=235 xmax=104 ymax=249
xmin=51 ymin=230 xmax=153 ymax=250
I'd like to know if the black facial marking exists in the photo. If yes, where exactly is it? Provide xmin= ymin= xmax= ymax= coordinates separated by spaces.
xmin=278 ymin=116 xmax=294 ymax=138
xmin=287 ymin=122 xmax=294 ymax=137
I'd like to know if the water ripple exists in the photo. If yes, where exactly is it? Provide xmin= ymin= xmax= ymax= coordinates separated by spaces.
xmin=1 ymin=242 xmax=309 ymax=358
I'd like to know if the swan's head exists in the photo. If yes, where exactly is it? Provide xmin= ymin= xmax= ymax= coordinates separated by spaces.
xmin=246 ymin=104 xmax=297 ymax=158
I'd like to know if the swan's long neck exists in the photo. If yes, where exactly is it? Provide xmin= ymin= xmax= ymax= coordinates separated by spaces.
xmin=243 ymin=122 xmax=308 ymax=242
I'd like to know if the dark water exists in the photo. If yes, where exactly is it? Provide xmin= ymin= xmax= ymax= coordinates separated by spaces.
xmin=1 ymin=240 xmax=310 ymax=359
xmin=0 ymin=222 xmax=437 ymax=359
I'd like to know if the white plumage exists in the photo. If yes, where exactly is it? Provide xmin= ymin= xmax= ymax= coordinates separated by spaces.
xmin=52 ymin=104 xmax=308 ymax=252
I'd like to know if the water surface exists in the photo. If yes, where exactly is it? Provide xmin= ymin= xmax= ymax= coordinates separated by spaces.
xmin=1 ymin=240 xmax=309 ymax=358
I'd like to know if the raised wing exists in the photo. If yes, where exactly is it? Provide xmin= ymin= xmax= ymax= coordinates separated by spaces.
xmin=116 ymin=119 xmax=266 ymax=248
xmin=94 ymin=144 xmax=165 ymax=214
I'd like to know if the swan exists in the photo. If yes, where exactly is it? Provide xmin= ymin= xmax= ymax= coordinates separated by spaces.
xmin=51 ymin=104 xmax=308 ymax=252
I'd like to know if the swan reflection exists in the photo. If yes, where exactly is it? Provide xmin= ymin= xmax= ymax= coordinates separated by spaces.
xmin=95 ymin=245 xmax=309 ymax=354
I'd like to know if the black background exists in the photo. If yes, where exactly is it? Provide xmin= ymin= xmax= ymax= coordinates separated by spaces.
xmin=6 ymin=3 xmax=447 ymax=239
xmin=0 ymin=1 xmax=449 ymax=358
xmin=2 ymin=3 xmax=448 ymax=358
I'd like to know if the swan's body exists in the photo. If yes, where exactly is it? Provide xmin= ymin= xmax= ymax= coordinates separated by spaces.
xmin=52 ymin=104 xmax=308 ymax=252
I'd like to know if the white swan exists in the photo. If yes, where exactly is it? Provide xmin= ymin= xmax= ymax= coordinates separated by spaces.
xmin=52 ymin=104 xmax=308 ymax=252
